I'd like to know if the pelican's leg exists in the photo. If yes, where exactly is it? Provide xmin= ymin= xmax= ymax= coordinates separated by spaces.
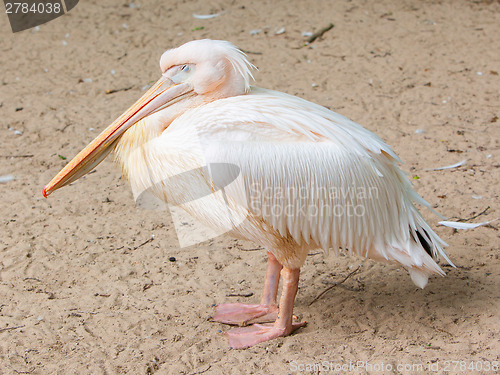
xmin=260 ymin=251 xmax=282 ymax=305
xmin=210 ymin=252 xmax=281 ymax=326
xmin=225 ymin=267 xmax=306 ymax=349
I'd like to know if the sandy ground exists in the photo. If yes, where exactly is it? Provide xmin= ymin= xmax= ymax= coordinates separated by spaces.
xmin=1 ymin=0 xmax=499 ymax=374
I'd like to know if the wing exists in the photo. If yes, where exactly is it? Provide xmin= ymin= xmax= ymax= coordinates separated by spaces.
xmin=163 ymin=88 xmax=451 ymax=284
xmin=184 ymin=87 xmax=401 ymax=162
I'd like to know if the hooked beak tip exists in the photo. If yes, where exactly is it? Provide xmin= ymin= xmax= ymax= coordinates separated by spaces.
xmin=42 ymin=186 xmax=49 ymax=198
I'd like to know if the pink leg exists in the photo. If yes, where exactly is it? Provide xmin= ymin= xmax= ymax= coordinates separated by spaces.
xmin=211 ymin=252 xmax=281 ymax=326
xmin=225 ymin=267 xmax=306 ymax=349
xmin=260 ymin=251 xmax=282 ymax=305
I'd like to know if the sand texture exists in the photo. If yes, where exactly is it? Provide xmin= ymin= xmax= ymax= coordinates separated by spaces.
xmin=1 ymin=0 xmax=499 ymax=373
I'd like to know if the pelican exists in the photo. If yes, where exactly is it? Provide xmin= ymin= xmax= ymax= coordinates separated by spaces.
xmin=43 ymin=39 xmax=454 ymax=349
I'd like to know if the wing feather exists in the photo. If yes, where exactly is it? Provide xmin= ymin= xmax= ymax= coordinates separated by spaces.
xmin=162 ymin=88 xmax=452 ymax=283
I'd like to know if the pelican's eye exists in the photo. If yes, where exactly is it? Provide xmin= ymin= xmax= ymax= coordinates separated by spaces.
xmin=170 ymin=64 xmax=194 ymax=84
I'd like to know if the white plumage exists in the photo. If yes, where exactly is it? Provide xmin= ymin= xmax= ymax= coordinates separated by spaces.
xmin=118 ymin=85 xmax=451 ymax=286
xmin=44 ymin=39 xmax=454 ymax=348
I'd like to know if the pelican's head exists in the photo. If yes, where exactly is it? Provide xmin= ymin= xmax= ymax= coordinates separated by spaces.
xmin=160 ymin=39 xmax=254 ymax=99
xmin=43 ymin=39 xmax=255 ymax=197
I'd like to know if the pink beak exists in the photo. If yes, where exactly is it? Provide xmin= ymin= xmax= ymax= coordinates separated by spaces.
xmin=43 ymin=76 xmax=192 ymax=197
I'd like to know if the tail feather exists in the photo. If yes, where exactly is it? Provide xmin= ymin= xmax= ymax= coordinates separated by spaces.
xmin=415 ymin=229 xmax=433 ymax=258
xmin=408 ymin=268 xmax=430 ymax=289
xmin=405 ymin=225 xmax=448 ymax=288
xmin=366 ymin=221 xmax=449 ymax=289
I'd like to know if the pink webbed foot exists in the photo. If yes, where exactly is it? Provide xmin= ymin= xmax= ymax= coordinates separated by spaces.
xmin=226 ymin=321 xmax=306 ymax=349
xmin=210 ymin=303 xmax=278 ymax=326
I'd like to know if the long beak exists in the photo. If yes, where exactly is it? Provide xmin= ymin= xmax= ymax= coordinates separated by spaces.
xmin=43 ymin=76 xmax=193 ymax=197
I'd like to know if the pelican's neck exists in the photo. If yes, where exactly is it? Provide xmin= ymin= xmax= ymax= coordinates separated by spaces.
xmin=113 ymin=117 xmax=159 ymax=180
xmin=113 ymin=97 xmax=197 ymax=181
xmin=112 ymin=98 xmax=209 ymax=198
xmin=112 ymin=92 xmax=244 ymax=200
